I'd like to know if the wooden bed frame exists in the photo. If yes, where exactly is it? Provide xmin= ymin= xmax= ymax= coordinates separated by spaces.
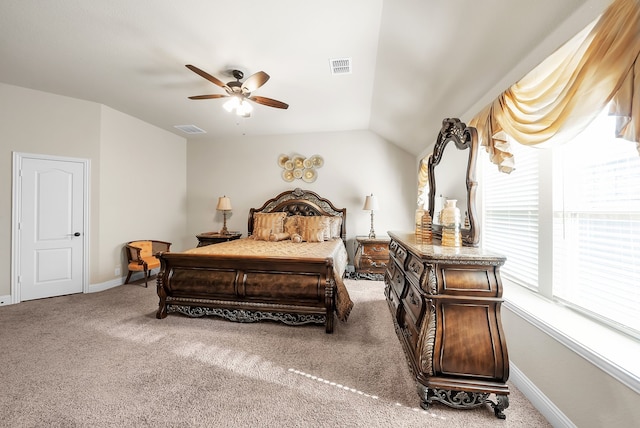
xmin=155 ymin=188 xmax=348 ymax=333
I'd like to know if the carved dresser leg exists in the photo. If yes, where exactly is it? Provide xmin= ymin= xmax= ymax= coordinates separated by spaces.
xmin=490 ymin=394 xmax=509 ymax=419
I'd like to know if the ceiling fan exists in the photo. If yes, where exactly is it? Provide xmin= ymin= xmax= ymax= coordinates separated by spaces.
xmin=186 ymin=64 xmax=289 ymax=117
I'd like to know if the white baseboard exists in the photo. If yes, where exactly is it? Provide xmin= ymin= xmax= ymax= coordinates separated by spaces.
xmin=88 ymin=269 xmax=158 ymax=293
xmin=1 ymin=271 xmax=158 ymax=304
xmin=89 ymin=277 xmax=124 ymax=293
xmin=509 ymin=362 xmax=575 ymax=427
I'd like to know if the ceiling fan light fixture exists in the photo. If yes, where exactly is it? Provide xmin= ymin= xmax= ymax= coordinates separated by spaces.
xmin=223 ymin=96 xmax=252 ymax=117
xmin=187 ymin=65 xmax=288 ymax=116
xmin=237 ymin=100 xmax=253 ymax=116
xmin=223 ymin=96 xmax=241 ymax=112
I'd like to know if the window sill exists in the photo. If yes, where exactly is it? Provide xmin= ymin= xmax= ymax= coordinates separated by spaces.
xmin=502 ymin=282 xmax=640 ymax=394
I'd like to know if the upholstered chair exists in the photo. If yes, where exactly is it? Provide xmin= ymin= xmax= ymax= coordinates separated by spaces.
xmin=124 ymin=240 xmax=171 ymax=287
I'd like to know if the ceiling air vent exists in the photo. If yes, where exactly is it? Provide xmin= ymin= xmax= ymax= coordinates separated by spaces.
xmin=329 ymin=58 xmax=352 ymax=75
xmin=174 ymin=124 xmax=206 ymax=135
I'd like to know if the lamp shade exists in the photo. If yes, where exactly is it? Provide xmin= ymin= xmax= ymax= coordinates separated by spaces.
xmin=216 ymin=196 xmax=232 ymax=211
xmin=362 ymin=194 xmax=379 ymax=211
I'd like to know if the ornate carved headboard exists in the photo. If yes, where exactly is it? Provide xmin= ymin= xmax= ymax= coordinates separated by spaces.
xmin=248 ymin=188 xmax=347 ymax=243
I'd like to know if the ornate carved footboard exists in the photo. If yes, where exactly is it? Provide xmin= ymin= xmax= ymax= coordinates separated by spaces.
xmin=156 ymin=252 xmax=339 ymax=333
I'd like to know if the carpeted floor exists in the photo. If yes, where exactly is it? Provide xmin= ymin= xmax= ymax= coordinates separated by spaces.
xmin=0 ymin=278 xmax=551 ymax=427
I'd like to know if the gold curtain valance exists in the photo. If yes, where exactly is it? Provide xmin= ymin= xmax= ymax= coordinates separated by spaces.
xmin=469 ymin=0 xmax=640 ymax=173
xmin=416 ymin=156 xmax=430 ymax=208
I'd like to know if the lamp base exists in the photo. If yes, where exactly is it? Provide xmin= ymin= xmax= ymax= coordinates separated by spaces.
xmin=220 ymin=212 xmax=230 ymax=235
xmin=368 ymin=211 xmax=376 ymax=239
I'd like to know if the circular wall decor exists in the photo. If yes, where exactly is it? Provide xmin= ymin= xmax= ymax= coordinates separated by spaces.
xmin=302 ymin=168 xmax=317 ymax=183
xmin=282 ymin=170 xmax=295 ymax=182
xmin=278 ymin=154 xmax=323 ymax=182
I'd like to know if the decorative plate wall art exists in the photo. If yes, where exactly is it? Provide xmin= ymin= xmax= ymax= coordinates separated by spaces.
xmin=278 ymin=154 xmax=323 ymax=183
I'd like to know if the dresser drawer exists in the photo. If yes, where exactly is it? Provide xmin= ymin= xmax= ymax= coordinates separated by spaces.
xmin=361 ymin=242 xmax=389 ymax=258
xmin=402 ymin=310 xmax=420 ymax=352
xmin=388 ymin=262 xmax=406 ymax=298
xmin=402 ymin=282 xmax=425 ymax=325
xmin=358 ymin=256 xmax=388 ymax=272
xmin=438 ymin=265 xmax=501 ymax=297
xmin=405 ymin=253 xmax=426 ymax=286
xmin=390 ymin=240 xmax=408 ymax=267
xmin=384 ymin=283 xmax=402 ymax=317
xmin=389 ymin=239 xmax=399 ymax=255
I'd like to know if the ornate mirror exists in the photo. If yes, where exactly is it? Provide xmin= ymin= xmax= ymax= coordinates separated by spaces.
xmin=427 ymin=118 xmax=479 ymax=246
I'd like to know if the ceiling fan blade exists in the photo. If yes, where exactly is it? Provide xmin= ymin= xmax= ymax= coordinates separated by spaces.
xmin=242 ymin=71 xmax=270 ymax=93
xmin=185 ymin=64 xmax=230 ymax=90
xmin=188 ymin=94 xmax=229 ymax=100
xmin=249 ymin=96 xmax=289 ymax=109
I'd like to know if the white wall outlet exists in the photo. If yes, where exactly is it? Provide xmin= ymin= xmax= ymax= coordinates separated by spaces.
xmin=115 ymin=266 xmax=121 ymax=276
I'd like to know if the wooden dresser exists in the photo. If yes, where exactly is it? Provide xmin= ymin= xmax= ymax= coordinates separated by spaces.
xmin=354 ymin=236 xmax=390 ymax=280
xmin=385 ymin=231 xmax=509 ymax=418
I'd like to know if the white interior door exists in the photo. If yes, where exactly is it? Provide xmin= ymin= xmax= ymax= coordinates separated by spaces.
xmin=14 ymin=154 xmax=87 ymax=301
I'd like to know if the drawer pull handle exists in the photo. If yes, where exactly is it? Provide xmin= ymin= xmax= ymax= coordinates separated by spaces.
xmin=371 ymin=261 xmax=387 ymax=268
xmin=371 ymin=246 xmax=385 ymax=252
xmin=409 ymin=293 xmax=419 ymax=306
xmin=409 ymin=262 xmax=421 ymax=274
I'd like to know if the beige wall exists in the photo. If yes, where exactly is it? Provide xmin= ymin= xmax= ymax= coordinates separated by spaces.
xmin=503 ymin=309 xmax=640 ymax=427
xmin=0 ymin=83 xmax=188 ymax=295
xmin=186 ymin=130 xmax=416 ymax=259
xmin=0 ymin=83 xmax=101 ymax=297
xmin=98 ymin=105 xmax=187 ymax=283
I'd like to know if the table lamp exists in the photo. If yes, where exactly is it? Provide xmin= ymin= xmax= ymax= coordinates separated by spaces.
xmin=362 ymin=193 xmax=379 ymax=238
xmin=216 ymin=196 xmax=232 ymax=235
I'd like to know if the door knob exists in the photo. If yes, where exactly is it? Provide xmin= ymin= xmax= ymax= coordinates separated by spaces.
xmin=73 ymin=232 xmax=81 ymax=237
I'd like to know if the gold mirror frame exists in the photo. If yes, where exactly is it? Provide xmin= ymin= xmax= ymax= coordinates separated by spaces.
xmin=427 ymin=118 xmax=480 ymax=246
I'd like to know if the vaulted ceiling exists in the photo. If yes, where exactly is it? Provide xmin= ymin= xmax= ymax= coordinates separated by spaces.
xmin=0 ymin=0 xmax=605 ymax=156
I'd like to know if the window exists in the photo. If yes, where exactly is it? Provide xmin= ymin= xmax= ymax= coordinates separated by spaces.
xmin=482 ymin=108 xmax=640 ymax=339
xmin=483 ymin=141 xmax=540 ymax=291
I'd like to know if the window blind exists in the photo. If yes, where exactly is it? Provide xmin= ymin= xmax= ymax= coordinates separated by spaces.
xmin=483 ymin=142 xmax=540 ymax=290
xmin=553 ymin=113 xmax=640 ymax=337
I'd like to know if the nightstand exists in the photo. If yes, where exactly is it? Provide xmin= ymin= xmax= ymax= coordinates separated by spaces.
xmin=354 ymin=236 xmax=390 ymax=280
xmin=196 ymin=231 xmax=242 ymax=247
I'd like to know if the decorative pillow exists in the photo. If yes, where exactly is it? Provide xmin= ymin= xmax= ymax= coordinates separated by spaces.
xmin=252 ymin=227 xmax=272 ymax=241
xmin=269 ymin=232 xmax=290 ymax=242
xmin=301 ymin=227 xmax=326 ymax=243
xmin=328 ymin=216 xmax=343 ymax=239
xmin=291 ymin=233 xmax=303 ymax=243
xmin=283 ymin=215 xmax=300 ymax=236
xmin=298 ymin=215 xmax=330 ymax=241
xmin=253 ymin=212 xmax=287 ymax=235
